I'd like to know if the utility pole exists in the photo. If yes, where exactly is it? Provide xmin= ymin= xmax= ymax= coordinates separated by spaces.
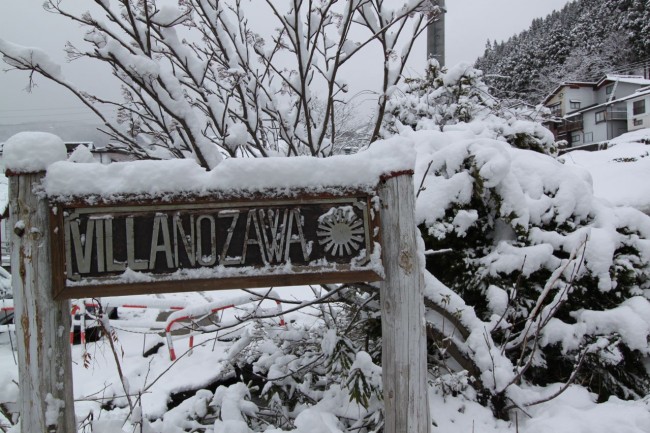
xmin=427 ymin=0 xmax=446 ymax=66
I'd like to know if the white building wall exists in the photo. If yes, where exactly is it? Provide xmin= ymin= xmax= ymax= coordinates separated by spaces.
xmin=581 ymin=109 xmax=609 ymax=144
xmin=547 ymin=86 xmax=594 ymax=116
xmin=596 ymin=82 xmax=646 ymax=105
xmin=564 ymin=87 xmax=594 ymax=113
xmin=627 ymin=94 xmax=650 ymax=132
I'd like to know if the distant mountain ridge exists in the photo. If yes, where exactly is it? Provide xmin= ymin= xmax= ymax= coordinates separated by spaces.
xmin=475 ymin=0 xmax=650 ymax=104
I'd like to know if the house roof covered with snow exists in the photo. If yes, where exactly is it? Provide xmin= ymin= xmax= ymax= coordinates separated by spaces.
xmin=542 ymin=75 xmax=650 ymax=105
xmin=595 ymin=75 xmax=650 ymax=89
xmin=542 ymin=81 xmax=595 ymax=105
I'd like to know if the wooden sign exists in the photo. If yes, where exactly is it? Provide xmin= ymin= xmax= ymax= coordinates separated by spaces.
xmin=50 ymin=193 xmax=382 ymax=299
xmin=7 ymin=134 xmax=428 ymax=433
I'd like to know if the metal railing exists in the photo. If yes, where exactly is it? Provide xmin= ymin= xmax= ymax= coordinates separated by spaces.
xmin=608 ymin=111 xmax=627 ymax=120
xmin=557 ymin=120 xmax=584 ymax=134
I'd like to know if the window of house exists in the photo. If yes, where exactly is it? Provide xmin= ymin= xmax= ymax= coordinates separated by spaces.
xmin=595 ymin=110 xmax=606 ymax=123
xmin=549 ymin=103 xmax=561 ymax=117
xmin=571 ymin=133 xmax=582 ymax=143
xmin=633 ymin=99 xmax=646 ymax=116
xmin=634 ymin=118 xmax=644 ymax=126
xmin=606 ymin=85 xmax=614 ymax=95
xmin=570 ymin=101 xmax=581 ymax=109
xmin=584 ymin=132 xmax=593 ymax=143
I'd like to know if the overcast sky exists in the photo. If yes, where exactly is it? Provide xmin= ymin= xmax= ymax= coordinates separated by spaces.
xmin=0 ymin=0 xmax=572 ymax=126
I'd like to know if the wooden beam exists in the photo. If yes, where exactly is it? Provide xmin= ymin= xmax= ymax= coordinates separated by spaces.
xmin=378 ymin=173 xmax=431 ymax=433
xmin=9 ymin=172 xmax=76 ymax=433
xmin=55 ymin=269 xmax=382 ymax=299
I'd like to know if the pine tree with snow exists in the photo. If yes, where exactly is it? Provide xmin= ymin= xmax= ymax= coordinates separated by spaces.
xmin=385 ymin=59 xmax=495 ymax=132
xmin=476 ymin=0 xmax=645 ymax=103
xmin=384 ymin=61 xmax=557 ymax=155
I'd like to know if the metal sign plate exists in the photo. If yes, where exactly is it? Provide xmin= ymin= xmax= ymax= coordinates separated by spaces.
xmin=50 ymin=194 xmax=382 ymax=299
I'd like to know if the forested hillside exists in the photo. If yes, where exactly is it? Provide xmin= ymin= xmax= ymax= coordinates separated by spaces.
xmin=475 ymin=0 xmax=650 ymax=103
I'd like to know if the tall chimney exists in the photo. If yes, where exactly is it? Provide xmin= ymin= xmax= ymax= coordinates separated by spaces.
xmin=427 ymin=0 xmax=446 ymax=66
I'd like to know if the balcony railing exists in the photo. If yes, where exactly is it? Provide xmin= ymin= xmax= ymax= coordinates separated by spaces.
xmin=608 ymin=111 xmax=627 ymax=120
xmin=557 ymin=120 xmax=583 ymax=134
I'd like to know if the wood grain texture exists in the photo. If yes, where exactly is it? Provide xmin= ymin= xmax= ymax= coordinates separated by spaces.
xmin=57 ymin=269 xmax=382 ymax=299
xmin=10 ymin=173 xmax=76 ymax=433
xmin=379 ymin=174 xmax=431 ymax=433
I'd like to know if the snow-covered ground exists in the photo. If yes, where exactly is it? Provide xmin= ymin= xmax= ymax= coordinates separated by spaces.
xmin=2 ymin=129 xmax=650 ymax=432
xmin=3 ymin=288 xmax=650 ymax=432
xmin=560 ymin=129 xmax=650 ymax=213
xmin=0 ymin=287 xmax=322 ymax=432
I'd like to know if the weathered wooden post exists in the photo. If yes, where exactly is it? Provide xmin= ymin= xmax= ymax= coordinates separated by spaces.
xmin=5 ymin=132 xmax=76 ymax=432
xmin=379 ymin=172 xmax=431 ymax=433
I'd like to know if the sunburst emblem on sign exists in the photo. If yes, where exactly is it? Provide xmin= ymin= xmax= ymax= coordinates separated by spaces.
xmin=317 ymin=206 xmax=365 ymax=257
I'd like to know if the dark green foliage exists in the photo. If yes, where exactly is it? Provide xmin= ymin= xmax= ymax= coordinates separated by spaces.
xmin=224 ymin=287 xmax=385 ymax=430
xmin=419 ymin=148 xmax=650 ymax=401
xmin=395 ymin=66 xmax=650 ymax=400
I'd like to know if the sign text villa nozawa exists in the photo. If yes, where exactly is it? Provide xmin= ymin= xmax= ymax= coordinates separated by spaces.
xmin=50 ymin=195 xmax=382 ymax=298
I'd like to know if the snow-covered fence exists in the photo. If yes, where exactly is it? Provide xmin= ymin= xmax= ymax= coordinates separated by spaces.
xmin=164 ymin=292 xmax=286 ymax=361
xmin=0 ymin=299 xmax=13 ymax=336
xmin=68 ymin=294 xmax=286 ymax=361
xmin=6 ymin=132 xmax=430 ymax=433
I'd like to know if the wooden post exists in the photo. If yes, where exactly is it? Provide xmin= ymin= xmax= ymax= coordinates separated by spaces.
xmin=9 ymin=171 xmax=76 ymax=432
xmin=379 ymin=172 xmax=431 ymax=433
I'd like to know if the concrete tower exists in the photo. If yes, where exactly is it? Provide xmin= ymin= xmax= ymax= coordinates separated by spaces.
xmin=427 ymin=0 xmax=446 ymax=66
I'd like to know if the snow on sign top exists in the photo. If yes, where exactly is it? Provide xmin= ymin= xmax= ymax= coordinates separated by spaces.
xmin=3 ymin=132 xmax=67 ymax=174
xmin=44 ymin=136 xmax=415 ymax=201
xmin=41 ymin=136 xmax=414 ymax=298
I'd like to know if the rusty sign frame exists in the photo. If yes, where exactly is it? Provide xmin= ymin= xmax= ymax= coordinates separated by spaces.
xmin=49 ymin=191 xmax=382 ymax=299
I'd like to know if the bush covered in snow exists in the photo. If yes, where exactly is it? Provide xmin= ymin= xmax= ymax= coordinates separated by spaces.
xmin=384 ymin=60 xmax=557 ymax=156
xmin=134 ymin=288 xmax=386 ymax=433
xmin=412 ymin=127 xmax=650 ymax=410
xmin=170 ymin=116 xmax=650 ymax=427
xmin=183 ymin=115 xmax=650 ymax=427
xmin=385 ymin=63 xmax=650 ymax=416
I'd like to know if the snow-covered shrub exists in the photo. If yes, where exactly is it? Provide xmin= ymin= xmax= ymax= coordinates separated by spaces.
xmin=383 ymin=61 xmax=650 ymax=416
xmin=409 ymin=125 xmax=650 ymax=413
xmin=220 ymin=288 xmax=384 ymax=432
xmin=212 ymin=383 xmax=259 ymax=433
xmin=384 ymin=60 xmax=557 ymax=155
xmin=385 ymin=59 xmax=495 ymax=131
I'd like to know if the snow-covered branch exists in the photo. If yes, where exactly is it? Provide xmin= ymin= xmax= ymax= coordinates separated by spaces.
xmin=0 ymin=0 xmax=437 ymax=165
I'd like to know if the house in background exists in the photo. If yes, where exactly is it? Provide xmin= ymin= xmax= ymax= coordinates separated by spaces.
xmin=64 ymin=141 xmax=138 ymax=164
xmin=543 ymin=75 xmax=650 ymax=147
xmin=623 ymin=88 xmax=650 ymax=132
